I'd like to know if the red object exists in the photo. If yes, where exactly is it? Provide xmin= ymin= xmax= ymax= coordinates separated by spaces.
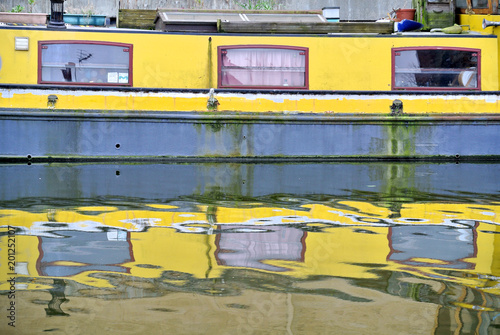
xmin=395 ymin=9 xmax=416 ymax=22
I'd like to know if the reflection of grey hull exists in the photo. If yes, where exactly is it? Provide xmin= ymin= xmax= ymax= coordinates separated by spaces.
xmin=2 ymin=109 xmax=500 ymax=160
xmin=1 ymin=162 xmax=500 ymax=201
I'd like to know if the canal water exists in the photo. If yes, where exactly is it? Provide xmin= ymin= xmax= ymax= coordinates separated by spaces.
xmin=1 ymin=162 xmax=499 ymax=334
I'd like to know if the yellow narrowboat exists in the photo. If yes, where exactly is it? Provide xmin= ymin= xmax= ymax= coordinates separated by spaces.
xmin=1 ymin=3 xmax=500 ymax=161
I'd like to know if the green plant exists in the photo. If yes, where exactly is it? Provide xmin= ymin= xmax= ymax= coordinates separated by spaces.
xmin=28 ymin=0 xmax=35 ymax=13
xmin=83 ymin=9 xmax=94 ymax=17
xmin=237 ymin=0 xmax=276 ymax=10
xmin=66 ymin=1 xmax=95 ymax=16
xmin=82 ymin=3 xmax=95 ymax=17
xmin=10 ymin=5 xmax=25 ymax=13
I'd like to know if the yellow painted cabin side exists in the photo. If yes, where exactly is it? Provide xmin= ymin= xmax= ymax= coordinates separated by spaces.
xmin=458 ymin=13 xmax=500 ymax=87
xmin=0 ymin=27 xmax=498 ymax=91
xmin=2 ymin=21 xmax=500 ymax=160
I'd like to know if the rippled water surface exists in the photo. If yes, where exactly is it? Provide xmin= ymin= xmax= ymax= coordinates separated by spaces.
xmin=1 ymin=162 xmax=500 ymax=334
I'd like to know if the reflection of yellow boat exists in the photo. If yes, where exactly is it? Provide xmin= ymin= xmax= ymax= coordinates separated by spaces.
xmin=1 ymin=197 xmax=500 ymax=334
xmin=1 ymin=200 xmax=499 ymax=292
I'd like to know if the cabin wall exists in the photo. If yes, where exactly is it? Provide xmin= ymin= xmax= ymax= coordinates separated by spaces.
xmin=0 ymin=28 xmax=498 ymax=91
xmin=0 ymin=29 xmax=213 ymax=88
xmin=458 ymin=14 xmax=500 ymax=90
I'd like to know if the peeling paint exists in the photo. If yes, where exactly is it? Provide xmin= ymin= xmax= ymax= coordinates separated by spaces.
xmin=1 ymin=110 xmax=500 ymax=160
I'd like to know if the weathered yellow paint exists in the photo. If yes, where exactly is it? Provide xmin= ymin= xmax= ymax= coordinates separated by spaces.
xmin=0 ymin=26 xmax=499 ymax=113
xmin=0 ymin=27 xmax=498 ymax=91
xmin=457 ymin=14 xmax=500 ymax=35
xmin=1 ymin=89 xmax=500 ymax=114
xmin=0 ymin=29 xmax=213 ymax=89
xmin=458 ymin=13 xmax=500 ymax=86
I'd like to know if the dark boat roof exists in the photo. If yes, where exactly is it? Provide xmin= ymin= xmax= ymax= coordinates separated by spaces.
xmin=153 ymin=9 xmax=393 ymax=34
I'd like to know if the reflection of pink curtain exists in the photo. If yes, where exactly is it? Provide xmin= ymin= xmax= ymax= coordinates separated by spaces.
xmin=221 ymin=48 xmax=305 ymax=87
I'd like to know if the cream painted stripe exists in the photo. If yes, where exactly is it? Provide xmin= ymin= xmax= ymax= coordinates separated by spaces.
xmin=2 ymin=88 xmax=499 ymax=103
xmin=0 ymin=88 xmax=212 ymax=99
xmin=214 ymin=92 xmax=500 ymax=103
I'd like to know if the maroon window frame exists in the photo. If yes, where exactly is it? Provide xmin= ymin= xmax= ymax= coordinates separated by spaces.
xmin=38 ymin=40 xmax=133 ymax=86
xmin=218 ymin=45 xmax=309 ymax=90
xmin=392 ymin=47 xmax=481 ymax=91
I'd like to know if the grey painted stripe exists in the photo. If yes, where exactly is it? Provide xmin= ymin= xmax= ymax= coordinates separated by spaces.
xmin=2 ymin=109 xmax=500 ymax=124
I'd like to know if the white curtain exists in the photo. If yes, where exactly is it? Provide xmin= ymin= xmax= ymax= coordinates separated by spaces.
xmin=221 ymin=48 xmax=306 ymax=88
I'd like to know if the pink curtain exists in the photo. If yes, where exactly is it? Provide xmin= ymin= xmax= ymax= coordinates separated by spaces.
xmin=221 ymin=48 xmax=306 ymax=87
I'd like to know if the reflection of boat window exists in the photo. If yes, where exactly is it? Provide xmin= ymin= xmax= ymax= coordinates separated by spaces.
xmin=388 ymin=226 xmax=476 ymax=270
xmin=219 ymin=45 xmax=308 ymax=89
xmin=39 ymin=231 xmax=132 ymax=277
xmin=216 ymin=225 xmax=305 ymax=272
xmin=39 ymin=41 xmax=132 ymax=86
xmin=393 ymin=47 xmax=480 ymax=90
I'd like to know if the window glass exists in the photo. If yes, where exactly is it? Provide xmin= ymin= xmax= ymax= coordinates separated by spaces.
xmin=40 ymin=42 xmax=132 ymax=85
xmin=219 ymin=47 xmax=307 ymax=89
xmin=393 ymin=48 xmax=479 ymax=89
xmin=472 ymin=0 xmax=489 ymax=8
xmin=455 ymin=0 xmax=469 ymax=8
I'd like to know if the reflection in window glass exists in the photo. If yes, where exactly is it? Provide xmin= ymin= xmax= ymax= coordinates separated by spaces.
xmin=457 ymin=0 xmax=490 ymax=9
xmin=393 ymin=48 xmax=479 ymax=90
xmin=40 ymin=42 xmax=132 ymax=85
xmin=472 ymin=0 xmax=489 ymax=8
xmin=219 ymin=47 xmax=307 ymax=89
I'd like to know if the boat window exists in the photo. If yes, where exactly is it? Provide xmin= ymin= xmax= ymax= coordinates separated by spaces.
xmin=456 ymin=0 xmax=494 ymax=13
xmin=39 ymin=41 xmax=132 ymax=86
xmin=472 ymin=0 xmax=489 ymax=8
xmin=392 ymin=47 xmax=480 ymax=90
xmin=218 ymin=46 xmax=308 ymax=89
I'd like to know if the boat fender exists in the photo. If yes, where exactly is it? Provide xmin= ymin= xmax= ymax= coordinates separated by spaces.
xmin=396 ymin=19 xmax=423 ymax=32
xmin=390 ymin=99 xmax=403 ymax=115
xmin=431 ymin=24 xmax=463 ymax=34
xmin=443 ymin=24 xmax=463 ymax=34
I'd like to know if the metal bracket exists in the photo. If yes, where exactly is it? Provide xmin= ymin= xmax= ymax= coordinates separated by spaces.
xmin=390 ymin=99 xmax=403 ymax=115
xmin=207 ymin=88 xmax=219 ymax=111
xmin=47 ymin=95 xmax=58 ymax=108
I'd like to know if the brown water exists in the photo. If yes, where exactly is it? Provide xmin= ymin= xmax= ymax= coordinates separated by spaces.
xmin=0 ymin=162 xmax=499 ymax=334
